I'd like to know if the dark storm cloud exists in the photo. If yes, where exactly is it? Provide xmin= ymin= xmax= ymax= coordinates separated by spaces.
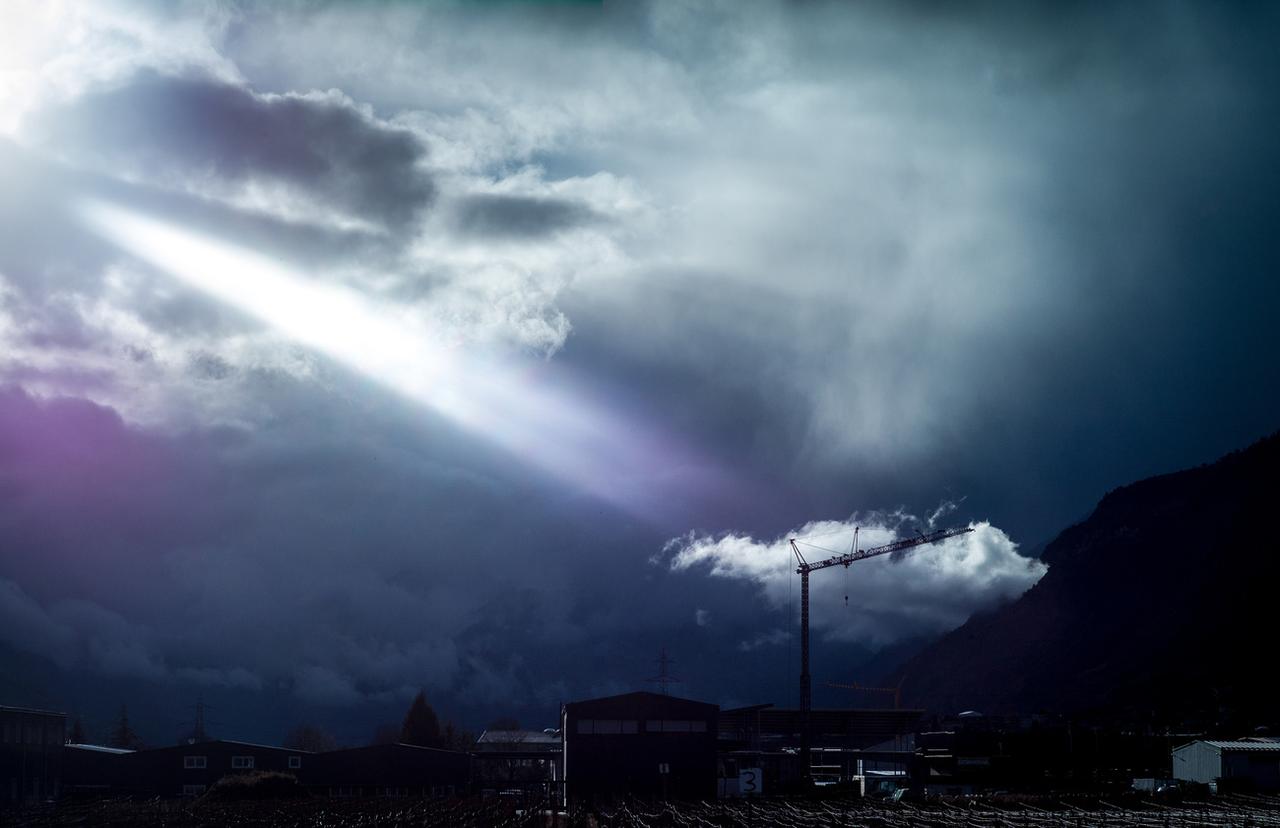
xmin=0 ymin=380 xmax=771 ymax=734
xmin=452 ymin=193 xmax=603 ymax=239
xmin=5 ymin=0 xmax=1280 ymax=742
xmin=552 ymin=0 xmax=1280 ymax=545
xmin=0 ymin=384 xmax=535 ymax=694
xmin=29 ymin=71 xmax=435 ymax=232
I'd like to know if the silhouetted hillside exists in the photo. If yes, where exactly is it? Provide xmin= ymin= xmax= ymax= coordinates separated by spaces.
xmin=890 ymin=432 xmax=1280 ymax=729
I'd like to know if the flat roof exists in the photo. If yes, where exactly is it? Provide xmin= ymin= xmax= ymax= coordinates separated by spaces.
xmin=0 ymin=704 xmax=67 ymax=717
xmin=565 ymin=690 xmax=716 ymax=708
xmin=66 ymin=743 xmax=134 ymax=754
xmin=129 ymin=739 xmax=309 ymax=754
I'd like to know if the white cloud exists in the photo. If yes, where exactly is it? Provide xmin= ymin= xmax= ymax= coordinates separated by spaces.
xmin=0 ymin=0 xmax=240 ymax=136
xmin=666 ymin=510 xmax=1046 ymax=648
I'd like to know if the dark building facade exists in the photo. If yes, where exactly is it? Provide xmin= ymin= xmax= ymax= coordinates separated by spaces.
xmin=718 ymin=705 xmax=921 ymax=753
xmin=61 ymin=744 xmax=134 ymax=796
xmin=109 ymin=740 xmax=308 ymax=797
xmin=562 ymin=691 xmax=717 ymax=803
xmin=58 ymin=739 xmax=470 ymax=799
xmin=1 ymin=705 xmax=66 ymax=806
xmin=717 ymin=704 xmax=920 ymax=792
xmin=304 ymin=743 xmax=470 ymax=797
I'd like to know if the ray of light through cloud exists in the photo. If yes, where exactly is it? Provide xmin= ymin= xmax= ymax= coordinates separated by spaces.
xmin=76 ymin=197 xmax=735 ymax=520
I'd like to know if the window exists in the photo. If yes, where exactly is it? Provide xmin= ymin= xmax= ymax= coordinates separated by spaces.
xmin=288 ymin=755 xmax=302 ymax=769
xmin=646 ymin=720 xmax=708 ymax=733
xmin=576 ymin=719 xmax=638 ymax=734
xmin=184 ymin=756 xmax=207 ymax=769
xmin=231 ymin=756 xmax=255 ymax=769
xmin=182 ymin=784 xmax=207 ymax=796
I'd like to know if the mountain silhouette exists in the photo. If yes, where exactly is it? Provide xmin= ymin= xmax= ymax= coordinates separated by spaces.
xmin=890 ymin=432 xmax=1280 ymax=730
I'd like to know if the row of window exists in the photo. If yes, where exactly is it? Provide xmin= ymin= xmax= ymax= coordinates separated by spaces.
xmin=574 ymin=719 xmax=709 ymax=734
xmin=328 ymin=785 xmax=457 ymax=798
xmin=183 ymin=755 xmax=302 ymax=770
xmin=0 ymin=720 xmax=64 ymax=746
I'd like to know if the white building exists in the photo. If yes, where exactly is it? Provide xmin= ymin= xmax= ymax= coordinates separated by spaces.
xmin=1172 ymin=740 xmax=1280 ymax=791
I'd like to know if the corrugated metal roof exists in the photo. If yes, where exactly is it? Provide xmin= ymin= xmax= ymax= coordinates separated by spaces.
xmin=476 ymin=729 xmax=560 ymax=745
xmin=66 ymin=743 xmax=134 ymax=754
xmin=1203 ymin=741 xmax=1280 ymax=751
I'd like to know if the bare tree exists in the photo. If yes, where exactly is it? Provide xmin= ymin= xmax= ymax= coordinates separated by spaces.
xmin=283 ymin=724 xmax=338 ymax=753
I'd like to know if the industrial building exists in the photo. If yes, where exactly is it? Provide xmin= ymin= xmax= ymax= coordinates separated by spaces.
xmin=562 ymin=691 xmax=718 ymax=803
xmin=472 ymin=729 xmax=561 ymax=795
xmin=103 ymin=739 xmax=309 ymax=797
xmin=305 ymin=743 xmax=470 ymax=797
xmin=1173 ymin=740 xmax=1280 ymax=792
xmin=1 ymin=704 xmax=66 ymax=806
xmin=56 ymin=739 xmax=471 ymax=798
xmin=717 ymin=703 xmax=919 ymax=793
xmin=61 ymin=743 xmax=133 ymax=796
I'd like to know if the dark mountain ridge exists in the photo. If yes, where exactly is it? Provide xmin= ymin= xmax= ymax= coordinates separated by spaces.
xmin=890 ymin=431 xmax=1280 ymax=730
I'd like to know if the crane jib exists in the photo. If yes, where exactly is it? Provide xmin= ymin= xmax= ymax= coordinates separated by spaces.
xmin=793 ymin=525 xmax=974 ymax=573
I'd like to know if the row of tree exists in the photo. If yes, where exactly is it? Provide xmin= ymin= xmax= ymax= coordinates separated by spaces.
xmin=285 ymin=690 xmax=491 ymax=752
xmin=86 ymin=692 xmax=508 ymax=752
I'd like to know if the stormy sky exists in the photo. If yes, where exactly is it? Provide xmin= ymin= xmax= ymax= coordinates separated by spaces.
xmin=2 ymin=1 xmax=1278 ymax=744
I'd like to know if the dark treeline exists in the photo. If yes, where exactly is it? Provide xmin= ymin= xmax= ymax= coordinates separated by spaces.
xmin=89 ymin=690 xmax=487 ymax=752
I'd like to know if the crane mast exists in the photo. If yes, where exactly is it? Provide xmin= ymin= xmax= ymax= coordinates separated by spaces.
xmin=789 ymin=524 xmax=973 ymax=780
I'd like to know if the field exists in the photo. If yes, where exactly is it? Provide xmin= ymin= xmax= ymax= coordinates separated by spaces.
xmin=0 ymin=796 xmax=539 ymax=828
xmin=5 ymin=794 xmax=1280 ymax=828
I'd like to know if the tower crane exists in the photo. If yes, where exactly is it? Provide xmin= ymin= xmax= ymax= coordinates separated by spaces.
xmin=790 ymin=524 xmax=973 ymax=779
xmin=823 ymin=676 xmax=905 ymax=709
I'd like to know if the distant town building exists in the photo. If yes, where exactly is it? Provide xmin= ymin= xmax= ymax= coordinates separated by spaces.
xmin=718 ymin=704 xmax=920 ymax=753
xmin=1 ymin=704 xmax=66 ymax=806
xmin=718 ymin=704 xmax=920 ymax=793
xmin=1173 ymin=740 xmax=1280 ymax=792
xmin=562 ymin=691 xmax=718 ymax=803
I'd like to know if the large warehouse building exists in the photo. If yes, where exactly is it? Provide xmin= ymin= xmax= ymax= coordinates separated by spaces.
xmin=562 ymin=691 xmax=718 ymax=803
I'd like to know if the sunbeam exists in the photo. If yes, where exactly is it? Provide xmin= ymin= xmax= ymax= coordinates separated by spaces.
xmin=77 ymin=197 xmax=733 ymax=519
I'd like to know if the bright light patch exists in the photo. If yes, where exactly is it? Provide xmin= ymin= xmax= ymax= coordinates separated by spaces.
xmin=77 ymin=198 xmax=732 ymax=518
xmin=78 ymin=199 xmax=449 ymax=389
